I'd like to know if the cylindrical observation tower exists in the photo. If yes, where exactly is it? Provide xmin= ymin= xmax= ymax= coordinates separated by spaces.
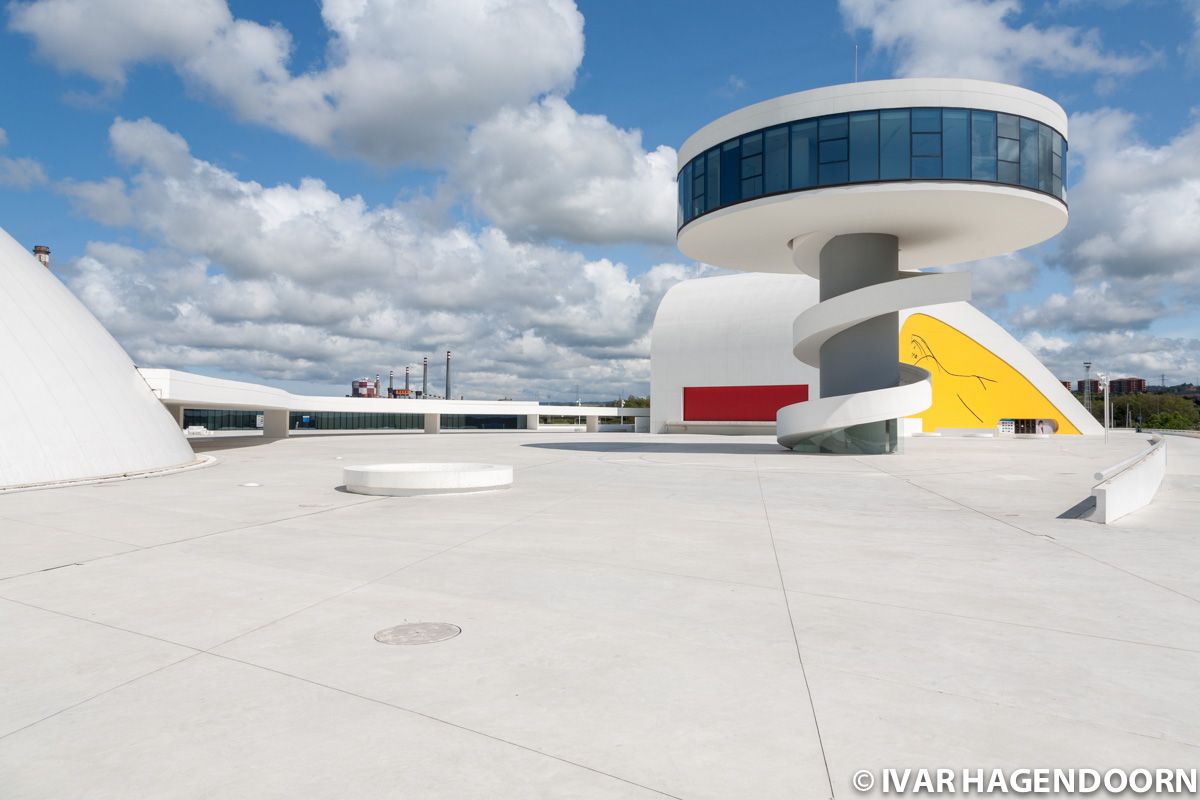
xmin=676 ymin=79 xmax=1068 ymax=453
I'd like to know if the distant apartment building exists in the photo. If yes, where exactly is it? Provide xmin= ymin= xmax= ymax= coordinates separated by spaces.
xmin=1076 ymin=379 xmax=1100 ymax=395
xmin=1109 ymin=377 xmax=1147 ymax=395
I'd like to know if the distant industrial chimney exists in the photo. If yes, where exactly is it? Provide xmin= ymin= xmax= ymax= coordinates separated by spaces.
xmin=422 ymin=357 xmax=428 ymax=397
xmin=374 ymin=374 xmax=381 ymax=397
xmin=405 ymin=366 xmax=410 ymax=392
xmin=445 ymin=350 xmax=452 ymax=401
xmin=388 ymin=369 xmax=394 ymax=396
xmin=32 ymin=245 xmax=50 ymax=270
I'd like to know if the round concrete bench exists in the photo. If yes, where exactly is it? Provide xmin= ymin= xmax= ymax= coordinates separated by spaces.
xmin=343 ymin=463 xmax=513 ymax=496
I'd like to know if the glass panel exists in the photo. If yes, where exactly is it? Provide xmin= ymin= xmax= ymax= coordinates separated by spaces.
xmin=970 ymin=110 xmax=997 ymax=181
xmin=998 ymin=137 xmax=1019 ymax=162
xmin=912 ymin=156 xmax=941 ymax=179
xmin=819 ymin=139 xmax=847 ymax=163
xmin=942 ymin=109 xmax=969 ymax=179
xmin=879 ymin=109 xmax=910 ymax=179
xmin=998 ymin=159 xmax=1019 ymax=184
xmin=741 ymin=132 xmax=762 ymax=156
xmin=911 ymin=108 xmax=941 ymax=133
xmin=1052 ymin=131 xmax=1063 ymax=158
xmin=720 ymin=141 xmax=740 ymax=205
xmin=819 ymin=115 xmax=847 ymax=140
xmin=1051 ymin=151 xmax=1062 ymax=178
xmin=848 ymin=111 xmax=879 ymax=183
xmin=741 ymin=176 xmax=763 ymax=198
xmin=1052 ymin=174 xmax=1062 ymax=198
xmin=819 ymin=161 xmax=848 ymax=185
xmin=764 ymin=126 xmax=788 ymax=193
xmin=912 ymin=132 xmax=940 ymax=157
xmin=790 ymin=121 xmax=818 ymax=189
xmin=1038 ymin=124 xmax=1052 ymax=192
xmin=997 ymin=113 xmax=1019 ymax=139
xmin=741 ymin=155 xmax=763 ymax=178
xmin=706 ymin=149 xmax=721 ymax=212
xmin=1019 ymin=118 xmax=1038 ymax=188
xmin=678 ymin=162 xmax=689 ymax=224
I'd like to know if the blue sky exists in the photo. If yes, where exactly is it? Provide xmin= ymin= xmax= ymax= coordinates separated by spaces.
xmin=1 ymin=0 xmax=1199 ymax=398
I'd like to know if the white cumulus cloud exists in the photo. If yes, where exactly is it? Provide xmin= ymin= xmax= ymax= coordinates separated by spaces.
xmin=456 ymin=96 xmax=678 ymax=245
xmin=9 ymin=0 xmax=584 ymax=164
xmin=839 ymin=0 xmax=1150 ymax=84
xmin=58 ymin=117 xmax=710 ymax=397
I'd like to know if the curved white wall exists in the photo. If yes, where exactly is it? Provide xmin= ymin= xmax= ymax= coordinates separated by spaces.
xmin=651 ymin=272 xmax=1102 ymax=436
xmin=905 ymin=300 xmax=1102 ymax=436
xmin=650 ymin=273 xmax=820 ymax=433
xmin=0 ymin=227 xmax=195 ymax=488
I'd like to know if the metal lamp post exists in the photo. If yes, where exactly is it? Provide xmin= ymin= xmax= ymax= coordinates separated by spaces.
xmin=1083 ymin=361 xmax=1092 ymax=418
xmin=1097 ymin=371 xmax=1110 ymax=444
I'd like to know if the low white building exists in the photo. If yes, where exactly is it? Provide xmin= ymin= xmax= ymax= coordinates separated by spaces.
xmin=651 ymin=272 xmax=1100 ymax=439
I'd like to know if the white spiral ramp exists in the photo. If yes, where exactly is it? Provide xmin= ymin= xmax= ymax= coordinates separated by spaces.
xmin=777 ymin=268 xmax=972 ymax=450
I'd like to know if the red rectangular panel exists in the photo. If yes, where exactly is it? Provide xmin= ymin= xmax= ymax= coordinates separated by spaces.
xmin=683 ymin=384 xmax=809 ymax=422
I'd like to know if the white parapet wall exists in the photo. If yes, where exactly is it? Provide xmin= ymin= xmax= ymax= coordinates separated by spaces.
xmin=1091 ymin=436 xmax=1167 ymax=524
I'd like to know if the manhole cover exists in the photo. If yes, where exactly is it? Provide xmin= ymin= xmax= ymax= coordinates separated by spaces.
xmin=374 ymin=622 xmax=461 ymax=645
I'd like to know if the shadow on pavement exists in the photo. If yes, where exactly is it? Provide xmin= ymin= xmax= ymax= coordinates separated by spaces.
xmin=187 ymin=436 xmax=283 ymax=452
xmin=523 ymin=440 xmax=790 ymax=455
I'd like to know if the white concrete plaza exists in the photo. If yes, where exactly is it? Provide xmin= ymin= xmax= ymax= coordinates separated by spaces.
xmin=2 ymin=431 xmax=1198 ymax=799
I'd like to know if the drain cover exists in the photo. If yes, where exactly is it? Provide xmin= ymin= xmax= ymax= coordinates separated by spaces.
xmin=374 ymin=622 xmax=461 ymax=645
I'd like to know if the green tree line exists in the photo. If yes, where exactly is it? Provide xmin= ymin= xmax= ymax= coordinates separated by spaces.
xmin=1082 ymin=393 xmax=1200 ymax=430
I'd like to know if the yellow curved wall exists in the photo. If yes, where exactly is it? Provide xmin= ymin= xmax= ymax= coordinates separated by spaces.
xmin=899 ymin=313 xmax=1080 ymax=434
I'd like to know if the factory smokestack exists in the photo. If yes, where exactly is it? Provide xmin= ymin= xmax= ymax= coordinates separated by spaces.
xmin=32 ymin=245 xmax=50 ymax=270
xmin=405 ymin=366 xmax=410 ymax=392
xmin=422 ymin=357 xmax=428 ymax=397
xmin=388 ymin=369 xmax=394 ymax=396
xmin=445 ymin=350 xmax=452 ymax=401
xmin=374 ymin=374 xmax=381 ymax=397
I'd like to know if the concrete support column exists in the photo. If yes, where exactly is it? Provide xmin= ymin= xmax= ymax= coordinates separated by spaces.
xmin=168 ymin=404 xmax=184 ymax=427
xmin=818 ymin=233 xmax=900 ymax=398
xmin=586 ymin=415 xmax=599 ymax=433
xmin=526 ymin=414 xmax=540 ymax=432
xmin=262 ymin=409 xmax=290 ymax=438
xmin=424 ymin=413 xmax=440 ymax=434
xmin=811 ymin=233 xmax=901 ymax=454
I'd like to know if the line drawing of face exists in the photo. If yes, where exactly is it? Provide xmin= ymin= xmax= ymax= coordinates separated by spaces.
xmin=908 ymin=333 xmax=998 ymax=424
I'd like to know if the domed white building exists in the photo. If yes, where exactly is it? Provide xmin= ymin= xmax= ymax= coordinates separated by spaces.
xmin=0 ymin=226 xmax=195 ymax=489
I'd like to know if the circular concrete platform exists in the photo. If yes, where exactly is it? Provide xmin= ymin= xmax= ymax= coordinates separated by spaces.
xmin=343 ymin=462 xmax=513 ymax=496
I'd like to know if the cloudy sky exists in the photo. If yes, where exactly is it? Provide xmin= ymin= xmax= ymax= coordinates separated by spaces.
xmin=1 ymin=0 xmax=1198 ymax=399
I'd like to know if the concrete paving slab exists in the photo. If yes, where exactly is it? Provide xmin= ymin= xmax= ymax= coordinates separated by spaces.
xmin=0 ymin=548 xmax=360 ymax=650
xmin=0 ymin=517 xmax=136 ymax=579
xmin=1 ymin=430 xmax=1196 ymax=798
xmin=0 ymin=653 xmax=673 ymax=799
xmin=213 ymin=578 xmax=827 ymax=800
xmin=0 ymin=599 xmax=193 ymax=738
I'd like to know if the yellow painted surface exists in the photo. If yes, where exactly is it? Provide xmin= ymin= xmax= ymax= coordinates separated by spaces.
xmin=900 ymin=313 xmax=1080 ymax=435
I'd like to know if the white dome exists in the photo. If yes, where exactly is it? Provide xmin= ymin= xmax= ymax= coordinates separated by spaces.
xmin=0 ymin=226 xmax=195 ymax=488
